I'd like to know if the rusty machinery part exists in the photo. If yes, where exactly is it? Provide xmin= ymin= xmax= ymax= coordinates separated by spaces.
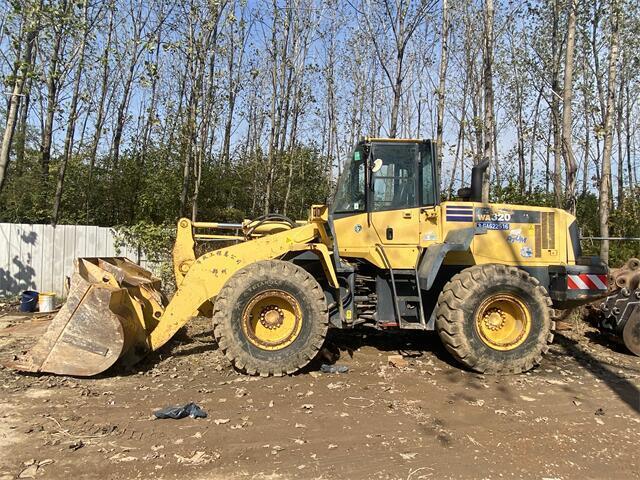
xmin=6 ymin=258 xmax=166 ymax=376
xmin=435 ymin=264 xmax=554 ymax=374
xmin=610 ymin=257 xmax=640 ymax=290
xmin=600 ymin=287 xmax=640 ymax=356
xmin=212 ymin=260 xmax=329 ymax=377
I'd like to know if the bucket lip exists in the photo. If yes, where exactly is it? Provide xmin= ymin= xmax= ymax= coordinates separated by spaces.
xmin=38 ymin=292 xmax=56 ymax=297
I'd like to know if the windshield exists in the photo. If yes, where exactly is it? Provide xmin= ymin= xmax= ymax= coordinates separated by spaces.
xmin=332 ymin=148 xmax=366 ymax=213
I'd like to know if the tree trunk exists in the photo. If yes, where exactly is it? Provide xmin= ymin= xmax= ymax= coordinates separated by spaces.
xmin=481 ymin=0 xmax=495 ymax=202
xmin=581 ymin=55 xmax=590 ymax=194
xmin=625 ymin=78 xmax=634 ymax=190
xmin=449 ymin=71 xmax=469 ymax=198
xmin=41 ymin=0 xmax=68 ymax=179
xmin=221 ymin=20 xmax=238 ymax=165
xmin=516 ymin=97 xmax=525 ymax=193
xmin=179 ymin=92 xmax=197 ymax=217
xmin=14 ymin=33 xmax=37 ymax=171
xmin=264 ymin=0 xmax=287 ymax=215
xmin=599 ymin=3 xmax=621 ymax=263
xmin=52 ymin=0 xmax=89 ymax=226
xmin=562 ymin=0 xmax=578 ymax=214
xmin=528 ymin=88 xmax=543 ymax=194
xmin=389 ymin=56 xmax=403 ymax=139
xmin=0 ymin=79 xmax=24 ymax=193
xmin=111 ymin=61 xmax=136 ymax=171
xmin=435 ymin=0 xmax=449 ymax=178
xmin=551 ymin=0 xmax=563 ymax=208
xmin=616 ymin=65 xmax=624 ymax=208
xmin=85 ymin=3 xmax=114 ymax=220
xmin=0 ymin=5 xmax=42 ymax=193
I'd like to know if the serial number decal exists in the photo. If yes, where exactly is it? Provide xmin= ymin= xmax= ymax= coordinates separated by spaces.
xmin=476 ymin=222 xmax=510 ymax=230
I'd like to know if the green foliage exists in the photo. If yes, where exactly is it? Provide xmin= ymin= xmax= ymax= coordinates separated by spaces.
xmin=491 ymin=181 xmax=555 ymax=207
xmin=112 ymin=221 xmax=176 ymax=294
xmin=0 ymin=143 xmax=332 ymax=226
xmin=607 ymin=190 xmax=640 ymax=266
xmin=491 ymin=183 xmax=640 ymax=268
xmin=112 ymin=222 xmax=175 ymax=263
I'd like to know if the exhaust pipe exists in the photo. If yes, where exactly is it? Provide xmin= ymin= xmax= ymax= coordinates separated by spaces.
xmin=471 ymin=158 xmax=490 ymax=202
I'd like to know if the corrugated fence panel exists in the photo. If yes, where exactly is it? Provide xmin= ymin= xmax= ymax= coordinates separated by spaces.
xmin=0 ymin=223 xmax=147 ymax=298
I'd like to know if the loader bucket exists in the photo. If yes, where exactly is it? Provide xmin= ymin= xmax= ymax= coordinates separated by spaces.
xmin=7 ymin=258 xmax=166 ymax=377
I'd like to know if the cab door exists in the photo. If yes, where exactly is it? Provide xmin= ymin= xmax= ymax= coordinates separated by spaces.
xmin=369 ymin=142 xmax=422 ymax=268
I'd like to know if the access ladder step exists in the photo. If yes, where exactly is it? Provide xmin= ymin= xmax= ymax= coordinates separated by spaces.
xmin=397 ymin=296 xmax=421 ymax=302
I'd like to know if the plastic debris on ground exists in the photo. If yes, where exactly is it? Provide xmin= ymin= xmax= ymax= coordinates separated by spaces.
xmin=154 ymin=402 xmax=207 ymax=419
xmin=320 ymin=364 xmax=349 ymax=374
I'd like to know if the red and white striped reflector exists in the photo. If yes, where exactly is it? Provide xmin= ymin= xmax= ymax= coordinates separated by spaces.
xmin=567 ymin=274 xmax=608 ymax=290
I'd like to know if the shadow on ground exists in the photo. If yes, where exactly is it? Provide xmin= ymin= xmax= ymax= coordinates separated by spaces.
xmin=554 ymin=332 xmax=640 ymax=414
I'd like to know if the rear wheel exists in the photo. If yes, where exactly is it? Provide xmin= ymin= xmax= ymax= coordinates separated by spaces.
xmin=435 ymin=264 xmax=555 ymax=374
xmin=212 ymin=260 xmax=328 ymax=376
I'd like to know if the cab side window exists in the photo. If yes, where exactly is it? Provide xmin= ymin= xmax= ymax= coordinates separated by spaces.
xmin=371 ymin=143 xmax=419 ymax=212
xmin=421 ymin=146 xmax=436 ymax=206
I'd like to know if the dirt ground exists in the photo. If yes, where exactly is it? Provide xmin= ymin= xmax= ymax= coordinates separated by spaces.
xmin=0 ymin=306 xmax=639 ymax=480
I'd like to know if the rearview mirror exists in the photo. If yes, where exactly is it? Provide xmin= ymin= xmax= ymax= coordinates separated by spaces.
xmin=372 ymin=158 xmax=383 ymax=173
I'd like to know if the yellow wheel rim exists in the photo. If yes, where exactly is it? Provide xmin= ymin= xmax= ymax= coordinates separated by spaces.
xmin=475 ymin=293 xmax=531 ymax=351
xmin=241 ymin=290 xmax=302 ymax=351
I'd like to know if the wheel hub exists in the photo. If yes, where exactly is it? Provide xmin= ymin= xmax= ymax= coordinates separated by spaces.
xmin=260 ymin=306 xmax=284 ymax=330
xmin=475 ymin=293 xmax=531 ymax=351
xmin=483 ymin=308 xmax=506 ymax=331
xmin=241 ymin=289 xmax=303 ymax=351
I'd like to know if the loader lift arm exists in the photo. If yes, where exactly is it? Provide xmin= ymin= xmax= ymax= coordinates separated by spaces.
xmin=7 ymin=207 xmax=340 ymax=377
xmin=151 ymin=216 xmax=338 ymax=351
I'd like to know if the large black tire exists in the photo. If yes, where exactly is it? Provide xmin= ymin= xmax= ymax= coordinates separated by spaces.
xmin=212 ymin=260 xmax=329 ymax=376
xmin=435 ymin=264 xmax=555 ymax=374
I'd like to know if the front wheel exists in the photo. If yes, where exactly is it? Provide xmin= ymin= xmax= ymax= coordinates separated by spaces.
xmin=212 ymin=260 xmax=329 ymax=376
xmin=435 ymin=264 xmax=555 ymax=374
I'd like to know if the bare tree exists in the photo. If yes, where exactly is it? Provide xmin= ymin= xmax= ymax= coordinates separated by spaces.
xmin=52 ymin=0 xmax=91 ymax=225
xmin=40 ymin=0 xmax=70 ymax=179
xmin=481 ymin=0 xmax=494 ymax=202
xmin=85 ymin=2 xmax=115 ymax=219
xmin=550 ymin=0 xmax=563 ymax=208
xmin=562 ymin=0 xmax=578 ymax=214
xmin=599 ymin=1 xmax=621 ymax=263
xmin=0 ymin=1 xmax=43 ymax=193
xmin=435 ymin=0 xmax=450 ymax=177
xmin=359 ymin=0 xmax=436 ymax=138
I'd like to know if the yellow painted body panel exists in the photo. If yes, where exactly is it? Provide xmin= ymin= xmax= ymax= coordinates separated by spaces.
xmin=332 ymin=201 xmax=575 ymax=269
xmin=154 ymin=201 xmax=576 ymax=352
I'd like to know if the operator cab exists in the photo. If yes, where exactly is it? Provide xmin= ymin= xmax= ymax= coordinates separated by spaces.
xmin=329 ymin=138 xmax=440 ymax=331
xmin=332 ymin=138 xmax=438 ymax=217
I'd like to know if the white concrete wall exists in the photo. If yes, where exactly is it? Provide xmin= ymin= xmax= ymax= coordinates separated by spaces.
xmin=0 ymin=223 xmax=146 ymax=297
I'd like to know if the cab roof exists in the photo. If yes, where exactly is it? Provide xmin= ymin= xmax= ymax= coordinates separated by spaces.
xmin=359 ymin=137 xmax=431 ymax=145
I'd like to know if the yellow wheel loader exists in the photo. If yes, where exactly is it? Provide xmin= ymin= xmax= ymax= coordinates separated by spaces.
xmin=7 ymin=138 xmax=611 ymax=377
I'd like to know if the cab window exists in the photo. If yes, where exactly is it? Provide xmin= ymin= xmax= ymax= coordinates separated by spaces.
xmin=332 ymin=148 xmax=366 ymax=213
xmin=371 ymin=143 xmax=419 ymax=211
xmin=421 ymin=144 xmax=436 ymax=206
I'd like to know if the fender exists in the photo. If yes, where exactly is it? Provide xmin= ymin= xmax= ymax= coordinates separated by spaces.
xmin=288 ymin=243 xmax=340 ymax=288
xmin=417 ymin=227 xmax=477 ymax=290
